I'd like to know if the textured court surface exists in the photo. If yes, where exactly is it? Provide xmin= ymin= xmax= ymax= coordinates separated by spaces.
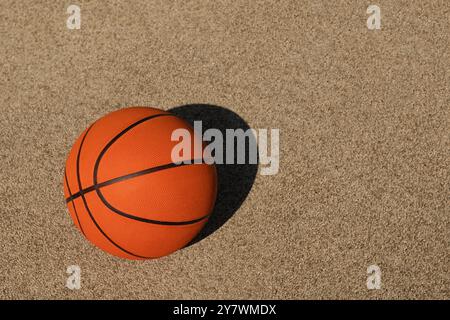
xmin=0 ymin=1 xmax=448 ymax=299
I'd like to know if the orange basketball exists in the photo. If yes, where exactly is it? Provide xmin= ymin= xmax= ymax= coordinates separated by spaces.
xmin=63 ymin=107 xmax=217 ymax=260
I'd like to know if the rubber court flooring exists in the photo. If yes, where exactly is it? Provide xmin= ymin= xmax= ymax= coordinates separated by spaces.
xmin=0 ymin=1 xmax=448 ymax=299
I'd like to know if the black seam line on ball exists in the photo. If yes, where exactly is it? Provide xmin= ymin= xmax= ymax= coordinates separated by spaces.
xmin=65 ymin=159 xmax=203 ymax=203
xmin=64 ymin=169 xmax=85 ymax=236
xmin=92 ymin=112 xmax=210 ymax=226
xmin=75 ymin=124 xmax=152 ymax=259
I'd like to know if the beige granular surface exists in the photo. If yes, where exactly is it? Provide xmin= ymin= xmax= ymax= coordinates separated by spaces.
xmin=0 ymin=1 xmax=448 ymax=299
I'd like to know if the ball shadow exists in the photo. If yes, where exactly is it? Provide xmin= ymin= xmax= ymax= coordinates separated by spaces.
xmin=168 ymin=104 xmax=258 ymax=246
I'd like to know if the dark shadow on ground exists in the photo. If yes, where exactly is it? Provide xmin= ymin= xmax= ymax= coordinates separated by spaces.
xmin=168 ymin=104 xmax=258 ymax=246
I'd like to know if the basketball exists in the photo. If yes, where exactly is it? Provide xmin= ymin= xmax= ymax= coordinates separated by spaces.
xmin=63 ymin=107 xmax=217 ymax=260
